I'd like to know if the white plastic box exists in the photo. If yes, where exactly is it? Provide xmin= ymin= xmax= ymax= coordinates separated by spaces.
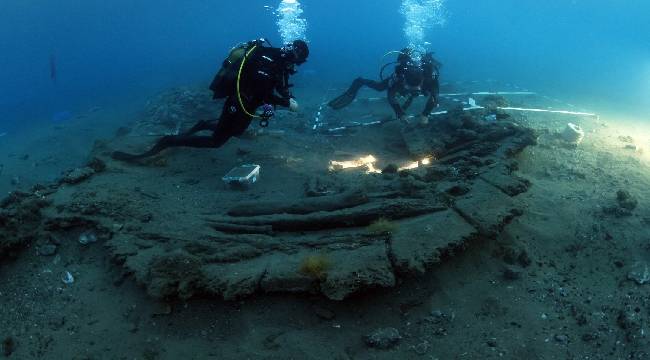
xmin=222 ymin=164 xmax=261 ymax=187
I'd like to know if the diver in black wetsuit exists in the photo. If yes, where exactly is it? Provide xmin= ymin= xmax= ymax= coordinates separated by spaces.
xmin=329 ymin=49 xmax=440 ymax=125
xmin=112 ymin=39 xmax=309 ymax=161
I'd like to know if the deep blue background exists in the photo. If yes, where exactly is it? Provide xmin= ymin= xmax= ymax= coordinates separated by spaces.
xmin=1 ymin=0 xmax=648 ymax=131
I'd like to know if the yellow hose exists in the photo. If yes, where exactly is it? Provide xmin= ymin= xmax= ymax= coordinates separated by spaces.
xmin=382 ymin=50 xmax=405 ymax=61
xmin=236 ymin=45 xmax=260 ymax=118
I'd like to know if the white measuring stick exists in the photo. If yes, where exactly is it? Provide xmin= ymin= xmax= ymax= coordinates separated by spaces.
xmin=441 ymin=91 xmax=536 ymax=96
xmin=498 ymin=107 xmax=598 ymax=117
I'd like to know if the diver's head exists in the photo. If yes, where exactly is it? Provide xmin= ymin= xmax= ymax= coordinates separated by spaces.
xmin=397 ymin=48 xmax=414 ymax=65
xmin=283 ymin=40 xmax=309 ymax=65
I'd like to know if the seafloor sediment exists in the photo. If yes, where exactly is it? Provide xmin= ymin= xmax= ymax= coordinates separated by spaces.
xmin=1 ymin=86 xmax=649 ymax=359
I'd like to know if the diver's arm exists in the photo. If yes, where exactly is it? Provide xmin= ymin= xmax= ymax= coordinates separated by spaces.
xmin=270 ymin=64 xmax=294 ymax=106
xmin=422 ymin=94 xmax=437 ymax=116
xmin=421 ymin=78 xmax=440 ymax=115
xmin=267 ymin=93 xmax=291 ymax=107
xmin=275 ymin=72 xmax=292 ymax=99
xmin=270 ymin=80 xmax=293 ymax=108
xmin=387 ymin=86 xmax=405 ymax=118
xmin=402 ymin=94 xmax=416 ymax=111
xmin=253 ymin=74 xmax=290 ymax=107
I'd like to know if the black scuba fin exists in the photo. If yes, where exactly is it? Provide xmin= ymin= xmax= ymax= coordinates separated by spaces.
xmin=328 ymin=78 xmax=368 ymax=110
xmin=328 ymin=91 xmax=356 ymax=109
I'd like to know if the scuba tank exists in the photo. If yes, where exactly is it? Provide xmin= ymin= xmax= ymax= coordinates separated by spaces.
xmin=209 ymin=38 xmax=272 ymax=99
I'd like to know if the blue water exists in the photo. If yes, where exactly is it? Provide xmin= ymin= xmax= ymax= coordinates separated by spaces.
xmin=1 ymin=0 xmax=648 ymax=131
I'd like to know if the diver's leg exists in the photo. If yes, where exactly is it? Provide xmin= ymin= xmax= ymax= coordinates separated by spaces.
xmin=363 ymin=78 xmax=390 ymax=92
xmin=328 ymin=78 xmax=370 ymax=109
xmin=213 ymin=97 xmax=255 ymax=141
xmin=182 ymin=119 xmax=219 ymax=135
xmin=132 ymin=103 xmax=253 ymax=158
xmin=199 ymin=95 xmax=256 ymax=149
xmin=112 ymin=99 xmax=250 ymax=162
xmin=111 ymin=134 xmax=223 ymax=161
xmin=329 ymin=78 xmax=391 ymax=109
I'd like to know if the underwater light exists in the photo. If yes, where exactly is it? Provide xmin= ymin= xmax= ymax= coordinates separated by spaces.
xmin=399 ymin=161 xmax=420 ymax=171
xmin=398 ymin=156 xmax=434 ymax=171
xmin=329 ymin=155 xmax=433 ymax=174
xmin=329 ymin=155 xmax=381 ymax=174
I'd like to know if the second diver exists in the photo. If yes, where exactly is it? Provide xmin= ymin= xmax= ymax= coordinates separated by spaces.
xmin=328 ymin=49 xmax=440 ymax=125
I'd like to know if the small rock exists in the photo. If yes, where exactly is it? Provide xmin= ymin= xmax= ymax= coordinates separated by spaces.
xmin=2 ymin=336 xmax=15 ymax=357
xmin=87 ymin=157 xmax=106 ymax=173
xmin=62 ymin=271 xmax=74 ymax=284
xmin=581 ymin=333 xmax=599 ymax=342
xmin=627 ymin=262 xmax=650 ymax=285
xmin=364 ymin=327 xmax=401 ymax=350
xmin=487 ymin=339 xmax=498 ymax=347
xmin=517 ymin=250 xmax=532 ymax=267
xmin=501 ymin=246 xmax=532 ymax=267
xmin=48 ymin=316 xmax=66 ymax=331
xmin=617 ymin=190 xmax=637 ymax=211
xmin=502 ymin=266 xmax=522 ymax=280
xmin=37 ymin=244 xmax=57 ymax=256
xmin=151 ymin=303 xmax=172 ymax=317
xmin=617 ymin=310 xmax=643 ymax=342
xmin=412 ymin=340 xmax=430 ymax=355
xmin=313 ymin=305 xmax=336 ymax=320
xmin=79 ymin=231 xmax=98 ymax=245
xmin=428 ymin=310 xmax=447 ymax=322
xmin=62 ymin=167 xmax=95 ymax=184
xmin=554 ymin=334 xmax=569 ymax=344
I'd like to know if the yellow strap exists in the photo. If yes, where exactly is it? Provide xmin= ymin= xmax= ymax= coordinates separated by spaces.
xmin=236 ymin=45 xmax=260 ymax=118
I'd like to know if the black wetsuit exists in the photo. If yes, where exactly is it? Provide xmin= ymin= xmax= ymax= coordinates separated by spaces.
xmin=113 ymin=46 xmax=295 ymax=161
xmin=329 ymin=58 xmax=440 ymax=119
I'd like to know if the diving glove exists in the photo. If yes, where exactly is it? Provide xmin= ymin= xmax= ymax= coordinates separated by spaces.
xmin=289 ymin=98 xmax=299 ymax=112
